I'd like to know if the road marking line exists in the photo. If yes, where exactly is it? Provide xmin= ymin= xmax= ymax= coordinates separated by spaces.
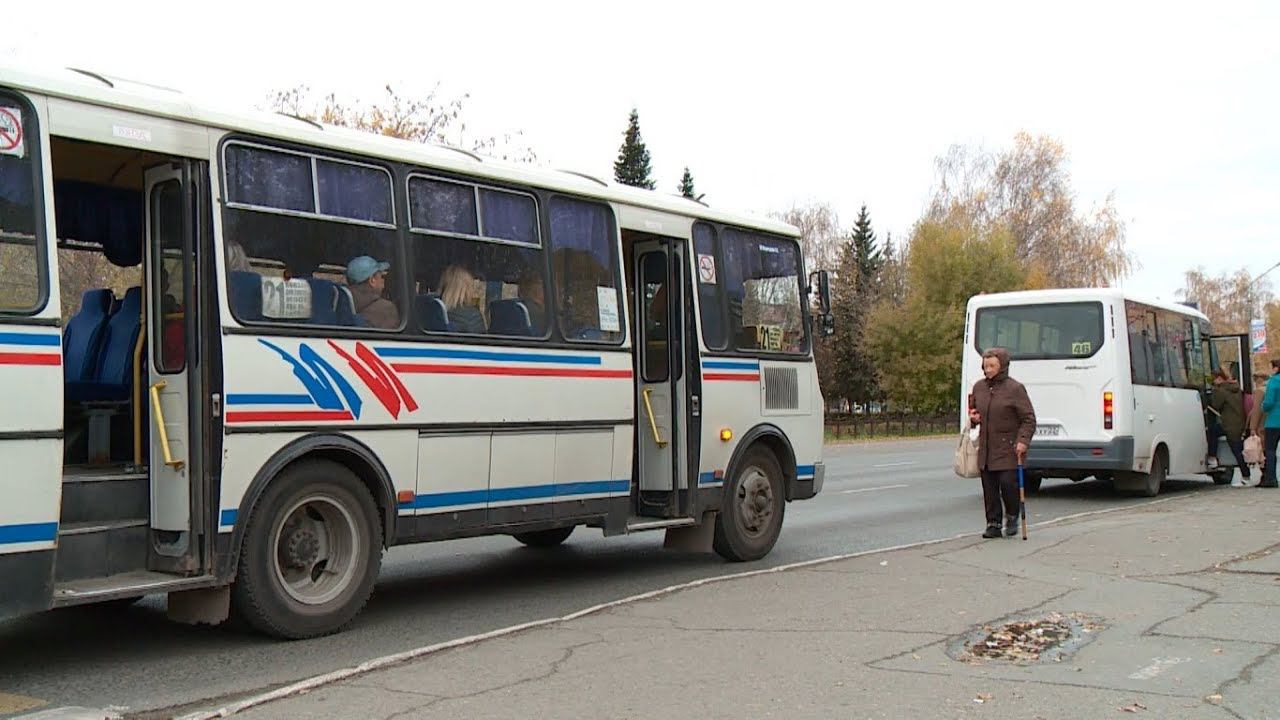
xmin=839 ymin=484 xmax=910 ymax=495
xmin=178 ymin=493 xmax=1184 ymax=720
xmin=872 ymin=461 xmax=917 ymax=468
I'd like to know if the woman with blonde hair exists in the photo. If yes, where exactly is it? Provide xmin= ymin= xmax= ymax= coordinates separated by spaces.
xmin=438 ymin=265 xmax=486 ymax=334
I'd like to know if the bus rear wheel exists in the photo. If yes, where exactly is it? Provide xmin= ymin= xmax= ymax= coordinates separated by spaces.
xmin=513 ymin=526 xmax=575 ymax=547
xmin=232 ymin=459 xmax=382 ymax=639
xmin=714 ymin=446 xmax=785 ymax=562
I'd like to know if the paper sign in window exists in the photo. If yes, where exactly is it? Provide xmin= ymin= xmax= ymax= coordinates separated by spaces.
xmin=597 ymin=287 xmax=620 ymax=332
xmin=261 ymin=277 xmax=313 ymax=319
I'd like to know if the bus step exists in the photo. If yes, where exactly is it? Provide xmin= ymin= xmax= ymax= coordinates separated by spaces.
xmin=60 ymin=470 xmax=148 ymax=525
xmin=55 ymin=519 xmax=148 ymax=583
xmin=52 ymin=570 xmax=215 ymax=609
xmin=625 ymin=517 xmax=699 ymax=533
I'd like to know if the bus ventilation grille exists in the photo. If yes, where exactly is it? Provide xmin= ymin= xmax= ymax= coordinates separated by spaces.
xmin=763 ymin=367 xmax=799 ymax=410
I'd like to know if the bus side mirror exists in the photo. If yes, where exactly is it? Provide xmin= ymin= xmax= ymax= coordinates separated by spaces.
xmin=809 ymin=270 xmax=834 ymax=338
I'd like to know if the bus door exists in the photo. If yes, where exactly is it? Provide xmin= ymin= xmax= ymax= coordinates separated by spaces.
xmin=1208 ymin=333 xmax=1253 ymax=463
xmin=633 ymin=237 xmax=692 ymax=519
xmin=144 ymin=161 xmax=210 ymax=571
xmin=1210 ymin=334 xmax=1252 ymax=393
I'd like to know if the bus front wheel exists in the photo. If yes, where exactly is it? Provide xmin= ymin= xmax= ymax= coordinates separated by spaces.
xmin=713 ymin=446 xmax=785 ymax=562
xmin=232 ymin=459 xmax=383 ymax=639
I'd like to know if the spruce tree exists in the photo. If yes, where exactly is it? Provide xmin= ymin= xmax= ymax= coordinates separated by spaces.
xmin=613 ymin=108 xmax=656 ymax=189
xmin=678 ymin=167 xmax=697 ymax=199
xmin=830 ymin=205 xmax=884 ymax=409
xmin=851 ymin=205 xmax=883 ymax=292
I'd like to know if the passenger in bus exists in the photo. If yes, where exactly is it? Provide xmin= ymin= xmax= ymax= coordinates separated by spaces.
xmin=226 ymin=241 xmax=252 ymax=272
xmin=968 ymin=347 xmax=1037 ymax=538
xmin=345 ymin=255 xmax=399 ymax=329
xmin=1259 ymin=359 xmax=1280 ymax=489
xmin=438 ymin=265 xmax=486 ymax=334
xmin=518 ymin=270 xmax=546 ymax=332
xmin=1208 ymin=369 xmax=1250 ymax=485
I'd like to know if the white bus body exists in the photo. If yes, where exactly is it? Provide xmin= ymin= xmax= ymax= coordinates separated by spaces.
xmin=0 ymin=65 xmax=827 ymax=637
xmin=963 ymin=289 xmax=1251 ymax=496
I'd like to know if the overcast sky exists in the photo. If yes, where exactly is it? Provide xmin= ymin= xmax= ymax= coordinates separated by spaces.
xmin=6 ymin=1 xmax=1278 ymax=301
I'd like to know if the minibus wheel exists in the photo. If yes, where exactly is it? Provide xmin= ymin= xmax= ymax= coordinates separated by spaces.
xmin=713 ymin=446 xmax=785 ymax=562
xmin=513 ymin=526 xmax=575 ymax=547
xmin=232 ymin=459 xmax=382 ymax=639
xmin=1140 ymin=451 xmax=1167 ymax=498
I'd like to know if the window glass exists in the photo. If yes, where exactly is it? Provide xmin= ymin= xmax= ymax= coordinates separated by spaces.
xmin=974 ymin=303 xmax=1104 ymax=360
xmin=639 ymin=251 xmax=669 ymax=382
xmin=721 ymin=229 xmax=806 ymax=354
xmin=408 ymin=177 xmax=478 ymax=236
xmin=221 ymin=207 xmax=401 ymax=330
xmin=316 ymin=159 xmax=392 ymax=224
xmin=152 ymin=181 xmax=186 ymax=372
xmin=1126 ymin=301 xmax=1153 ymax=385
xmin=225 ymin=145 xmax=314 ymax=213
xmin=479 ymin=188 xmax=538 ymax=245
xmin=407 ymin=235 xmax=547 ymax=337
xmin=0 ymin=97 xmax=44 ymax=313
xmin=548 ymin=197 xmax=622 ymax=343
xmin=693 ymin=223 xmax=726 ymax=350
xmin=1159 ymin=311 xmax=1189 ymax=387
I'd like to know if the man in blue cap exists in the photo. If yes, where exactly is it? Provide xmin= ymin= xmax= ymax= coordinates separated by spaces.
xmin=346 ymin=255 xmax=398 ymax=329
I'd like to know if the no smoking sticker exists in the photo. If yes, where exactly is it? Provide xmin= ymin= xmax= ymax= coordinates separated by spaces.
xmin=0 ymin=107 xmax=25 ymax=158
xmin=697 ymin=253 xmax=717 ymax=284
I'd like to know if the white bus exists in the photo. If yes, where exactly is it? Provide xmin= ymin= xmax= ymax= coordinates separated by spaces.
xmin=0 ymin=65 xmax=830 ymax=638
xmin=963 ymin=289 xmax=1252 ymax=497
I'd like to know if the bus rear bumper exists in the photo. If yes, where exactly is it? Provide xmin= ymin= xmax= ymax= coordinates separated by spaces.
xmin=1025 ymin=436 xmax=1134 ymax=472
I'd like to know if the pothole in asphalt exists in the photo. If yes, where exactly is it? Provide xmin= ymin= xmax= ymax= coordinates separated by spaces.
xmin=949 ymin=612 xmax=1105 ymax=665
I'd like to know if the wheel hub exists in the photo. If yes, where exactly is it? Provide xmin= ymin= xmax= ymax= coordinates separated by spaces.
xmin=284 ymin=526 xmax=320 ymax=569
xmin=737 ymin=467 xmax=774 ymax=535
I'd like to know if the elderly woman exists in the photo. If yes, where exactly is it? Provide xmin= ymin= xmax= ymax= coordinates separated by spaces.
xmin=968 ymin=347 xmax=1037 ymax=538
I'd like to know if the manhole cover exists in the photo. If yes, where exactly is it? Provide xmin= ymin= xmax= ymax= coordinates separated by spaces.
xmin=951 ymin=612 xmax=1104 ymax=664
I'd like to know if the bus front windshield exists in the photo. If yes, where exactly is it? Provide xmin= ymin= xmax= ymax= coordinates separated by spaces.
xmin=975 ymin=302 xmax=1105 ymax=360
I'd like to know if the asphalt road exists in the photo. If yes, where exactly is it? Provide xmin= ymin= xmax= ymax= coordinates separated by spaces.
xmin=0 ymin=438 xmax=1226 ymax=718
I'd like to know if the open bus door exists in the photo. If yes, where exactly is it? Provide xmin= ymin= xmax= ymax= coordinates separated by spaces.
xmin=1206 ymin=333 xmax=1253 ymax=479
xmin=143 ymin=161 xmax=211 ymax=574
xmin=632 ymin=236 xmax=694 ymax=520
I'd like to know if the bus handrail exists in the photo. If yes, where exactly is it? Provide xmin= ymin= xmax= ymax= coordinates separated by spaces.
xmin=641 ymin=388 xmax=668 ymax=448
xmin=149 ymin=381 xmax=185 ymax=470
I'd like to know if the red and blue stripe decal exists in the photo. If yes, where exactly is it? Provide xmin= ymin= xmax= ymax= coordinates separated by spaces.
xmin=375 ymin=346 xmax=632 ymax=379
xmin=0 ymin=331 xmax=61 ymax=367
xmin=226 ymin=339 xmax=417 ymax=424
xmin=703 ymin=359 xmax=760 ymax=382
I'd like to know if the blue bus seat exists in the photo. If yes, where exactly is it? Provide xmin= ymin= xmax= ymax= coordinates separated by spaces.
xmin=415 ymin=294 xmax=452 ymax=332
xmin=489 ymin=299 xmax=532 ymax=336
xmin=228 ymin=271 xmax=263 ymax=322
xmin=304 ymin=277 xmax=340 ymax=326
xmin=63 ymin=289 xmax=113 ymax=390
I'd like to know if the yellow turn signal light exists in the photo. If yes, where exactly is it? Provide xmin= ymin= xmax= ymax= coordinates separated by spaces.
xmin=719 ymin=428 xmax=733 ymax=442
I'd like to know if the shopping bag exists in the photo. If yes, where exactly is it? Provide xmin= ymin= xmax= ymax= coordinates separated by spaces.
xmin=1244 ymin=434 xmax=1264 ymax=465
xmin=954 ymin=424 xmax=980 ymax=478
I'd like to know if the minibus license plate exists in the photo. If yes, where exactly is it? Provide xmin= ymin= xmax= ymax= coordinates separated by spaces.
xmin=1035 ymin=425 xmax=1063 ymax=437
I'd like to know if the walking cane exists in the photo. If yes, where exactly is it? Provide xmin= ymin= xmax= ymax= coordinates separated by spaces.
xmin=1017 ymin=462 xmax=1028 ymax=540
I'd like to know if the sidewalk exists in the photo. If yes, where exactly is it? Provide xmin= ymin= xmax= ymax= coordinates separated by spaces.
xmin=227 ymin=490 xmax=1280 ymax=720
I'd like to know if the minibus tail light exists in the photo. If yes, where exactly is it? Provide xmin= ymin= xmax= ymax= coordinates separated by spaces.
xmin=1103 ymin=391 xmax=1114 ymax=430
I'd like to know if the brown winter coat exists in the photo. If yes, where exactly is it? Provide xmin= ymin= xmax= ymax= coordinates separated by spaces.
xmin=971 ymin=348 xmax=1037 ymax=472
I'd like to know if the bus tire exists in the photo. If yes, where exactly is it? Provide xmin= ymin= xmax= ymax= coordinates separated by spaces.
xmin=1211 ymin=469 xmax=1234 ymax=485
xmin=714 ymin=446 xmax=785 ymax=562
xmin=1137 ymin=450 xmax=1166 ymax=497
xmin=1024 ymin=473 xmax=1043 ymax=494
xmin=231 ymin=459 xmax=382 ymax=640
xmin=513 ymin=526 xmax=575 ymax=548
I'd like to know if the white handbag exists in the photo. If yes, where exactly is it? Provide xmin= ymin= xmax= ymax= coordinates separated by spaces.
xmin=954 ymin=423 xmax=980 ymax=478
xmin=1244 ymin=434 xmax=1264 ymax=466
